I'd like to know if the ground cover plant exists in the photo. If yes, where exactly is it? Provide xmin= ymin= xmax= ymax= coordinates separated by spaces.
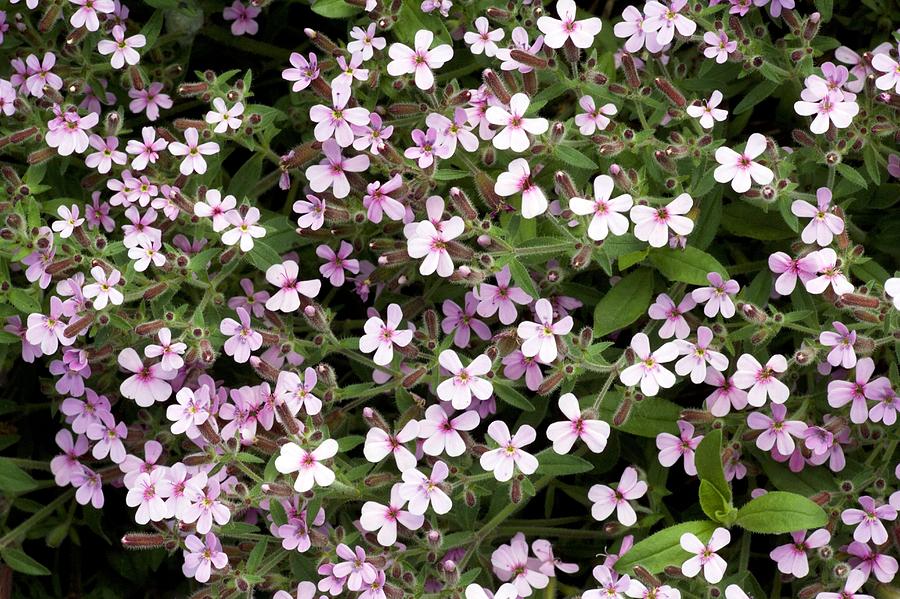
xmin=0 ymin=0 xmax=898 ymax=597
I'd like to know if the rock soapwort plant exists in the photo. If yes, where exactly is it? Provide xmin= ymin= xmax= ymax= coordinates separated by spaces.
xmin=0 ymin=0 xmax=898 ymax=597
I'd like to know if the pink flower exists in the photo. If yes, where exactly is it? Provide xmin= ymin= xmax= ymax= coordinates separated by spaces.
xmin=310 ymin=87 xmax=370 ymax=148
xmin=406 ymin=213 xmax=465 ymax=277
xmin=359 ymin=303 xmax=413 ymax=366
xmin=69 ymin=0 xmax=114 ymax=31
xmin=805 ymin=248 xmax=854 ymax=296
xmin=220 ymin=307 xmax=262 ymax=363
xmin=619 ymin=332 xmax=679 ymax=396
xmin=794 ymin=85 xmax=859 ymax=134
xmin=441 ymin=293 xmax=492 ymax=349
xmin=428 ymin=108 xmax=479 ymax=158
xmin=588 ymin=467 xmax=647 ymax=526
xmin=126 ymin=469 xmax=172 ymax=524
xmin=680 ymin=528 xmax=730 ymax=583
xmin=221 ymin=207 xmax=266 ymax=252
xmin=25 ymin=52 xmax=63 ymax=97
xmin=868 ymin=385 xmax=899 ymax=426
xmin=182 ymin=533 xmax=228 ymax=583
xmin=228 ymin=278 xmax=269 ymax=318
xmin=317 ymin=241 xmax=359 ymax=287
xmin=648 ymin=293 xmax=696 ymax=339
xmin=820 ymin=321 xmax=857 ymax=369
xmin=846 ymin=541 xmax=899 ymax=584
xmin=283 ymin=52 xmax=319 ymax=92
xmin=703 ymin=30 xmax=737 ymax=64
xmin=630 ymin=193 xmax=694 ymax=248
xmin=464 ymin=16 xmax=504 ymax=56
xmin=117 ymin=347 xmax=176 ymax=406
xmin=222 ymin=0 xmax=259 ymax=36
xmin=492 ymin=533 xmax=550 ymax=596
xmin=46 ymin=108 xmax=99 ymax=156
xmin=841 ymin=496 xmax=897 ymax=545
xmin=569 ymin=175 xmax=632 ymax=240
xmin=85 ymin=411 xmax=128 ymax=463
xmin=517 ymin=298 xmax=574 ymax=363
xmin=714 ymin=133 xmax=775 ymax=193
xmin=348 ymin=23 xmax=386 ymax=61
xmin=26 ymin=297 xmax=74 ymax=355
xmin=398 ymin=460 xmax=452 ymax=515
xmin=474 ymin=266 xmax=533 ymax=325
xmin=51 ymin=204 xmax=85 ymax=239
xmin=480 ymin=421 xmax=538 ymax=481
xmin=692 ymin=272 xmax=739 ymax=319
xmin=687 ymin=90 xmax=728 ymax=129
xmin=644 ymin=0 xmax=696 ymax=45
xmin=495 ymin=157 xmax=548 ymax=219
xmin=144 ymin=327 xmax=186 ymax=372
xmin=747 ymin=403 xmax=807 ymax=455
xmin=530 ymin=539 xmax=579 ymax=576
xmin=72 ymin=466 xmax=104 ymax=508
xmin=537 ymin=0 xmax=602 ymax=49
xmin=656 ymin=420 xmax=703 ymax=475
xmin=265 ymin=260 xmax=321 ymax=313
xmin=827 ymin=357 xmax=889 ymax=424
xmin=418 ymin=404 xmax=479 ymax=457
xmin=50 ymin=429 xmax=89 ymax=486
xmin=360 ymin=484 xmax=425 ymax=546
xmin=83 ymin=266 xmax=124 ymax=310
xmin=546 ymin=392 xmax=610 ymax=454
xmin=486 ymin=93 xmax=549 ymax=153
xmin=583 ymin=565 xmax=630 ymax=599
xmin=872 ymin=44 xmax=900 ymax=94
xmin=97 ymin=26 xmax=145 ymax=69
xmin=733 ymin=353 xmax=789 ymax=406
xmin=194 ymin=189 xmax=237 ymax=232
xmin=436 ymin=350 xmax=493 ymax=410
xmin=305 ymin=139 xmax=370 ymax=199
xmin=768 ymin=251 xmax=819 ymax=295
xmin=128 ymin=82 xmax=172 ymax=121
xmin=704 ymin=369 xmax=748 ymax=416
xmin=84 ymin=135 xmax=126 ymax=174
xmin=386 ymin=30 xmax=453 ymax=90
xmin=168 ymin=127 xmax=219 ymax=176
xmin=502 ymin=350 xmax=544 ymax=391
xmin=675 ymin=325 xmax=728 ymax=383
xmin=614 ymin=6 xmax=661 ymax=53
xmin=769 ymin=529 xmax=830 ymax=578
xmin=363 ymin=418 xmax=419 ymax=471
xmin=353 ymin=112 xmax=394 ymax=156
xmin=404 ymin=127 xmax=439 ymax=167
xmin=815 ymin=569 xmax=875 ymax=599
xmin=166 ymin=386 xmax=211 ymax=435
xmin=362 ymin=175 xmax=405 ymax=224
xmin=275 ymin=439 xmax=339 ymax=492
xmin=332 ymin=544 xmax=377 ymax=592
xmin=574 ymin=95 xmax=617 ymax=136
xmin=792 ymin=187 xmax=845 ymax=246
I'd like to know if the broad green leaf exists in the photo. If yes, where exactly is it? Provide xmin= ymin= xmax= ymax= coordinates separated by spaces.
xmin=0 ymin=548 xmax=51 ymax=576
xmin=492 ymin=380 xmax=535 ymax=412
xmin=592 ymin=268 xmax=654 ymax=337
xmin=734 ymin=491 xmax=828 ymax=534
xmin=0 ymin=459 xmax=39 ymax=494
xmin=227 ymin=153 xmax=263 ymax=200
xmin=835 ymin=163 xmax=867 ymax=189
xmin=613 ymin=520 xmax=719 ymax=575
xmin=598 ymin=394 xmax=680 ymax=438
xmin=504 ymin=258 xmax=540 ymax=301
xmin=815 ymin=0 xmax=833 ymax=21
xmin=245 ymin=240 xmax=281 ymax=273
xmin=722 ymin=203 xmax=796 ymax=240
xmin=699 ymin=480 xmax=734 ymax=525
xmin=535 ymin=450 xmax=594 ymax=476
xmin=6 ymin=289 xmax=42 ymax=315
xmin=554 ymin=145 xmax=598 ymax=170
xmin=311 ymin=0 xmax=360 ymax=18
xmin=734 ymin=81 xmax=779 ymax=115
xmin=648 ymin=246 xmax=728 ymax=286
xmin=694 ymin=429 xmax=731 ymax=507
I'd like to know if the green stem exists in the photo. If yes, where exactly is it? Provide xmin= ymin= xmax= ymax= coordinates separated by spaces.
xmin=0 ymin=489 xmax=74 ymax=549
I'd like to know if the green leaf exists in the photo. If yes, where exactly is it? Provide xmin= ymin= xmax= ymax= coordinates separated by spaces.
xmin=504 ymin=258 xmax=539 ymax=301
xmin=139 ymin=10 xmax=164 ymax=48
xmin=0 ymin=548 xmax=51 ymax=576
xmin=311 ymin=0 xmax=360 ymax=18
xmin=592 ymin=268 xmax=654 ymax=337
xmin=814 ymin=0 xmax=833 ymax=21
xmin=227 ymin=154 xmax=263 ymax=200
xmin=721 ymin=203 xmax=796 ymax=240
xmin=835 ymin=163 xmax=867 ymax=189
xmin=535 ymin=450 xmax=594 ymax=476
xmin=432 ymin=169 xmax=469 ymax=181
xmin=613 ymin=520 xmax=719 ymax=575
xmin=648 ymin=246 xmax=728 ymax=286
xmin=245 ymin=240 xmax=281 ymax=272
xmin=337 ymin=435 xmax=365 ymax=452
xmin=694 ymin=429 xmax=731 ymax=507
xmin=268 ymin=498 xmax=288 ymax=527
xmin=246 ymin=538 xmax=268 ymax=573
xmin=734 ymin=491 xmax=828 ymax=534
xmin=6 ymin=289 xmax=42 ymax=315
xmin=699 ymin=480 xmax=735 ymax=525
xmin=598 ymin=394 xmax=680 ymax=438
xmin=554 ymin=145 xmax=598 ymax=170
xmin=492 ymin=380 xmax=535 ymax=412
xmin=734 ymin=81 xmax=779 ymax=115
xmin=0 ymin=459 xmax=39 ymax=494
xmin=862 ymin=144 xmax=882 ymax=186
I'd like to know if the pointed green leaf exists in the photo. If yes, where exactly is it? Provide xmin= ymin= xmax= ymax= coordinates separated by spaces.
xmin=734 ymin=491 xmax=828 ymax=534
xmin=613 ymin=520 xmax=719 ymax=575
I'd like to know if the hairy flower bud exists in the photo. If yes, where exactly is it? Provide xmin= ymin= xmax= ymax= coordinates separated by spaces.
xmin=654 ymin=77 xmax=686 ymax=107
xmin=482 ymin=69 xmax=511 ymax=105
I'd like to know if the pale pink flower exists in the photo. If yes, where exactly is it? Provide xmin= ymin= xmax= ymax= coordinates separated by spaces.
xmin=50 ymin=429 xmax=90 ymax=486
xmin=418 ymin=404 xmax=479 ymax=457
xmin=546 ymin=392 xmax=610 ymax=454
xmin=702 ymin=30 xmax=736 ymax=64
xmin=353 ymin=112 xmax=394 ymax=155
xmin=748 ymin=403 xmax=807 ymax=455
xmin=537 ymin=0 xmax=602 ymax=49
xmin=842 ymin=496 xmax=897 ymax=545
xmin=221 ymin=207 xmax=266 ymax=252
xmin=275 ymin=439 xmax=339 ymax=492
xmin=25 ymin=53 xmax=63 ymax=97
xmin=128 ymin=82 xmax=172 ymax=121
xmin=274 ymin=367 xmax=321 ymax=417
xmin=436 ymin=350 xmax=493 ymax=410
xmin=644 ymin=0 xmax=695 ymax=45
xmin=128 ymin=239 xmax=165 ymax=272
xmin=530 ymin=539 xmax=579 ymax=576
xmin=283 ymin=52 xmax=319 ymax=92
xmin=84 ymin=135 xmax=126 ymax=173
xmin=220 ymin=307 xmax=262 ymax=363
xmin=317 ymin=241 xmax=359 ymax=287
xmin=310 ymin=87 xmax=369 ymax=148
xmin=733 ymin=353 xmax=789 ymax=406
xmin=166 ymin=386 xmax=211 ymax=435
xmin=305 ymin=139 xmax=370 ymax=199
xmin=474 ymin=266 xmax=533 ymax=325
xmin=815 ymin=569 xmax=875 ymax=599
xmin=83 ymin=266 xmax=123 ymax=310
xmin=714 ymin=133 xmax=774 ymax=193
xmin=386 ymin=30 xmax=453 ymax=90
xmin=846 ymin=541 xmax=899 ymax=583
xmin=827 ymin=357 xmax=890 ymax=424
xmin=686 ymin=90 xmax=728 ymax=129
xmin=363 ymin=417 xmax=419 ymax=471
xmin=464 ymin=16 xmax=504 ymax=56
xmin=360 ymin=484 xmax=425 ymax=546
xmin=51 ymin=204 xmax=85 ymax=239
xmin=72 ymin=466 xmax=105 ymax=508
xmin=363 ymin=175 xmax=405 ymax=223
xmin=359 ymin=303 xmax=413 ymax=366
xmin=406 ymin=214 xmax=465 ymax=277
xmin=46 ymin=109 xmax=99 ymax=156
xmin=648 ymin=293 xmax=696 ymax=340
xmin=332 ymin=544 xmax=377 ymax=592
xmin=194 ymin=189 xmax=237 ymax=232
xmin=791 ymin=187 xmax=844 ymax=246
xmin=613 ymin=6 xmax=660 ymax=53
xmin=492 ymin=533 xmax=550 ymax=596
xmin=465 ymin=584 xmax=518 ymax=599
xmin=398 ymin=460 xmax=452 ymax=515
xmin=117 ymin=347 xmax=176 ymax=406
xmin=126 ymin=469 xmax=172 ymax=524
xmin=517 ymin=298 xmax=574 ymax=363
xmin=229 ymin=278 xmax=270 ymax=318
xmin=804 ymin=248 xmax=854 ymax=296
xmin=656 ymin=420 xmax=702 ymax=475
xmin=97 ymin=26 xmax=145 ymax=69
xmin=69 ymin=0 xmax=115 ymax=31
xmin=691 ymin=272 xmax=739 ymax=319
xmin=680 ymin=528 xmax=730 ymax=583
xmin=144 ymin=327 xmax=186 ymax=372
xmin=182 ymin=533 xmax=228 ymax=583
xmin=222 ymin=0 xmax=259 ymax=36
xmin=85 ymin=411 xmax=127 ymax=463
xmin=348 ymin=23 xmax=386 ymax=61
xmin=794 ymin=87 xmax=859 ymax=134
xmin=168 ymin=127 xmax=219 ymax=176
xmin=872 ymin=44 xmax=900 ymax=94
xmin=820 ymin=321 xmax=857 ymax=369
xmin=583 ymin=565 xmax=630 ymax=599
xmin=768 ymin=251 xmax=819 ymax=295
xmin=205 ymin=97 xmax=244 ymax=133
xmin=265 ymin=260 xmax=321 ymax=313
xmin=496 ymin=26 xmax=544 ymax=74
xmin=441 ymin=293 xmax=492 ymax=348
xmin=480 ymin=421 xmax=538 ymax=481
xmin=575 ymin=95 xmax=618 ymax=135
xmin=769 ymin=529 xmax=830 ymax=578
xmin=404 ymin=127 xmax=439 ymax=168
xmin=704 ymin=369 xmax=748 ymax=417
xmin=619 ymin=332 xmax=679 ymax=396
xmin=629 ymin=193 xmax=694 ymax=247
xmin=495 ymin=157 xmax=548 ymax=219
xmin=569 ymin=175 xmax=632 ymax=240
xmin=486 ymin=93 xmax=549 ymax=153
xmin=428 ymin=108 xmax=479 ymax=157
xmin=588 ymin=467 xmax=647 ymax=526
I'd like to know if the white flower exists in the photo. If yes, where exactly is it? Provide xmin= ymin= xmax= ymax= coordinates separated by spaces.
xmin=479 ymin=421 xmax=539 ymax=482
xmin=83 ymin=266 xmax=124 ymax=310
xmin=97 ymin=25 xmax=145 ymax=69
xmin=619 ymin=333 xmax=679 ymax=396
xmin=221 ymin=207 xmax=266 ymax=252
xmin=485 ymin=93 xmax=549 ymax=153
xmin=569 ymin=175 xmax=632 ymax=241
xmin=713 ymin=133 xmax=774 ymax=193
xmin=387 ymin=30 xmax=453 ymax=90
xmin=680 ymin=528 xmax=730 ymax=583
xmin=464 ymin=17 xmax=504 ymax=57
xmin=516 ymin=298 xmax=574 ymax=363
xmin=537 ymin=0 xmax=602 ymax=49
xmin=686 ymin=90 xmax=728 ymax=130
xmin=52 ymin=204 xmax=84 ymax=238
xmin=629 ymin=193 xmax=694 ymax=248
xmin=274 ymin=439 xmax=339 ymax=492
xmin=495 ymin=158 xmax=548 ymax=219
xmin=205 ymin=98 xmax=244 ymax=133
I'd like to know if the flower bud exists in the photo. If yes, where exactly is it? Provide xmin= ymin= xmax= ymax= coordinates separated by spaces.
xmin=482 ymin=69 xmax=511 ymax=105
xmin=570 ymin=244 xmax=592 ymax=270
xmin=121 ymin=533 xmax=166 ymax=549
xmin=509 ymin=478 xmax=522 ymax=504
xmin=654 ymin=77 xmax=686 ymax=107
xmin=803 ymin=12 xmax=821 ymax=40
xmin=613 ymin=398 xmax=632 ymax=426
xmin=449 ymin=187 xmax=478 ymax=221
xmin=401 ymin=367 xmax=427 ymax=389
xmin=510 ymin=49 xmax=548 ymax=70
xmin=621 ymin=54 xmax=641 ymax=89
xmin=554 ymin=171 xmax=578 ymax=201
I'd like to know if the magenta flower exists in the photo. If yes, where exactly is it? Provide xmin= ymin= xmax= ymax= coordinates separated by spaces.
xmin=588 ymin=467 xmax=648 ymax=526
xmin=820 ymin=321 xmax=857 ymax=369
xmin=768 ymin=251 xmax=819 ymax=295
xmin=182 ymin=533 xmax=228 ymax=583
xmin=362 ymin=175 xmax=405 ymax=224
xmin=418 ymin=403 xmax=479 ymax=457
xmin=656 ymin=420 xmax=703 ymax=475
xmin=128 ymin=82 xmax=172 ymax=121
xmin=386 ymin=30 xmax=453 ymax=90
xmin=630 ymin=193 xmax=695 ymax=248
xmin=168 ymin=127 xmax=219 ymax=176
xmin=846 ymin=541 xmax=899 ymax=584
xmin=117 ymin=347 xmax=176 ymax=406
xmin=792 ymin=187 xmax=845 ymax=246
xmin=222 ymin=0 xmax=260 ymax=36
xmin=441 ymin=293 xmax=492 ymax=349
xmin=495 ymin=157 xmax=548 ymax=219
xmin=747 ymin=403 xmax=807 ymax=455
xmin=569 ymin=175 xmax=632 ymax=240
xmin=827 ymin=357 xmax=890 ymax=424
xmin=675 ymin=326 xmax=729 ymax=383
xmin=305 ymin=139 xmax=370 ymax=199
xmin=648 ymin=293 xmax=696 ymax=340
xmin=619 ymin=332 xmax=679 ymax=396
xmin=733 ymin=353 xmax=789 ymax=406
xmin=537 ymin=0 xmax=602 ymax=49
xmin=841 ymin=496 xmax=897 ymax=545
xmin=714 ymin=133 xmax=774 ymax=193
xmin=310 ymin=87 xmax=370 ymax=148
xmin=265 ymin=260 xmax=321 ymax=313
xmin=546 ymin=393 xmax=610 ymax=454
xmin=486 ymin=93 xmax=549 ymax=153
xmin=360 ymin=484 xmax=425 ymax=546
xmin=363 ymin=417 xmax=419 ymax=471
xmin=680 ymin=528 xmax=730 ymax=583
xmin=769 ymin=529 xmax=830 ymax=578
xmin=704 ymin=369 xmax=749 ymax=416
xmin=398 ymin=460 xmax=452 ymax=515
